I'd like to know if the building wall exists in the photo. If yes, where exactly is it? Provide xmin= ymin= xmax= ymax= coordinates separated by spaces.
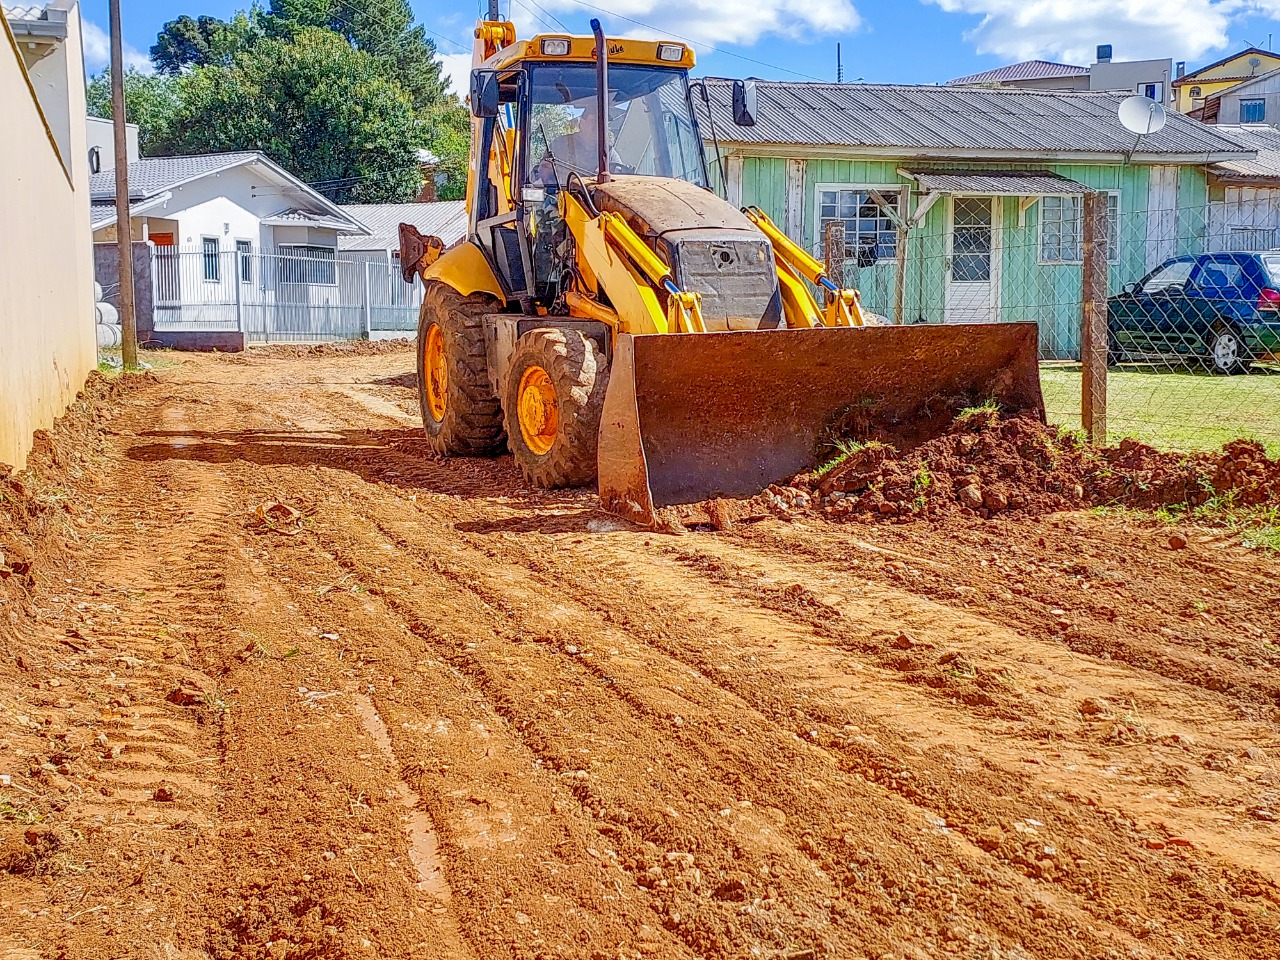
xmin=1174 ymin=52 xmax=1280 ymax=113
xmin=1089 ymin=59 xmax=1173 ymax=104
xmin=732 ymin=153 xmax=1208 ymax=360
xmin=0 ymin=4 xmax=95 ymax=471
xmin=85 ymin=115 xmax=139 ymax=173
xmin=1214 ymin=73 xmax=1280 ymax=125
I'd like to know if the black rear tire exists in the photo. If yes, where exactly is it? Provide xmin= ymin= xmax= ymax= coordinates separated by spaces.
xmin=503 ymin=328 xmax=608 ymax=488
xmin=417 ymin=282 xmax=505 ymax=455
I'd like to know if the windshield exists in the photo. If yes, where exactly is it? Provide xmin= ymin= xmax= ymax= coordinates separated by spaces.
xmin=525 ymin=63 xmax=706 ymax=187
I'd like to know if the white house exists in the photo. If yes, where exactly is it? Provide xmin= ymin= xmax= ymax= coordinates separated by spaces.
xmin=90 ymin=151 xmax=372 ymax=348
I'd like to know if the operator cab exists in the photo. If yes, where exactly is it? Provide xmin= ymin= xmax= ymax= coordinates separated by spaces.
xmin=469 ymin=40 xmax=709 ymax=309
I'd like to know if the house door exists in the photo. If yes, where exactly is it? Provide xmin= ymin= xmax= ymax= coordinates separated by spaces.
xmin=945 ymin=196 xmax=999 ymax=323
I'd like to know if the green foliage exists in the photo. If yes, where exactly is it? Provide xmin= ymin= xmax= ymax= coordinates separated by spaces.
xmin=420 ymin=100 xmax=470 ymax=200
xmin=812 ymin=438 xmax=891 ymax=479
xmin=168 ymin=28 xmax=422 ymax=201
xmin=912 ymin=463 xmax=932 ymax=491
xmin=150 ymin=11 xmax=267 ymax=74
xmin=85 ymin=69 xmax=181 ymax=154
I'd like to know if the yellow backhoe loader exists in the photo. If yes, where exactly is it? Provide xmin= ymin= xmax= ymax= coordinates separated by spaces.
xmin=401 ymin=5 xmax=1043 ymax=526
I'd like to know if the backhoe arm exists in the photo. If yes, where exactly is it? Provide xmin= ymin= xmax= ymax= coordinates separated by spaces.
xmin=743 ymin=206 xmax=868 ymax=328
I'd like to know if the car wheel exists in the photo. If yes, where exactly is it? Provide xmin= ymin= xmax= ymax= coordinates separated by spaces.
xmin=1207 ymin=325 xmax=1251 ymax=375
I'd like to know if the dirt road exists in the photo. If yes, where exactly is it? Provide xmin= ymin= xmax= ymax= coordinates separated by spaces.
xmin=2 ymin=346 xmax=1278 ymax=960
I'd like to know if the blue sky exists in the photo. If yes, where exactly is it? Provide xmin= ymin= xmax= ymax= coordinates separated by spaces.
xmin=77 ymin=0 xmax=1280 ymax=96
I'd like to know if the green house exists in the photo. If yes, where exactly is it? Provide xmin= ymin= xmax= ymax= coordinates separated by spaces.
xmin=695 ymin=81 xmax=1251 ymax=359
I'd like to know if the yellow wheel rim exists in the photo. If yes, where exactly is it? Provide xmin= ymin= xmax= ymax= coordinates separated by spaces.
xmin=423 ymin=323 xmax=447 ymax=422
xmin=517 ymin=365 xmax=558 ymax=456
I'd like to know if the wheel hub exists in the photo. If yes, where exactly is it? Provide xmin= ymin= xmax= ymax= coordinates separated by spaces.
xmin=424 ymin=323 xmax=447 ymax=421
xmin=518 ymin=365 xmax=559 ymax=455
xmin=1214 ymin=333 xmax=1239 ymax=368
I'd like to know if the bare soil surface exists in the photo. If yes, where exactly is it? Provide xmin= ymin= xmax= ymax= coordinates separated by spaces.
xmin=2 ymin=346 xmax=1278 ymax=960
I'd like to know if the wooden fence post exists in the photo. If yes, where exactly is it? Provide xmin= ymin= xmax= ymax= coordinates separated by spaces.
xmin=1081 ymin=191 xmax=1109 ymax=443
xmin=823 ymin=221 xmax=845 ymax=289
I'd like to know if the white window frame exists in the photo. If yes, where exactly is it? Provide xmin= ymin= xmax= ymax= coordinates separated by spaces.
xmin=235 ymin=239 xmax=253 ymax=284
xmin=1037 ymin=191 xmax=1120 ymax=265
xmin=277 ymin=243 xmax=338 ymax=286
xmin=1240 ymin=98 xmax=1266 ymax=123
xmin=201 ymin=236 xmax=221 ymax=283
xmin=813 ymin=182 xmax=903 ymax=263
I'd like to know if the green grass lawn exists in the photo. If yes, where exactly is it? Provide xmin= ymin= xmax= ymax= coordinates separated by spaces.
xmin=1040 ymin=363 xmax=1280 ymax=455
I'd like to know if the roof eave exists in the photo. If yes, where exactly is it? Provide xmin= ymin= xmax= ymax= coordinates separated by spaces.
xmin=711 ymin=141 xmax=1252 ymax=164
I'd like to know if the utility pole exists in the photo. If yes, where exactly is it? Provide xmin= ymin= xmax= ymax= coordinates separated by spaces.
xmin=109 ymin=0 xmax=138 ymax=370
xmin=837 ymin=43 xmax=843 ymax=83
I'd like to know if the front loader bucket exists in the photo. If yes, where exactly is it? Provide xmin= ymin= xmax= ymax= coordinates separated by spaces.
xmin=597 ymin=322 xmax=1044 ymax=525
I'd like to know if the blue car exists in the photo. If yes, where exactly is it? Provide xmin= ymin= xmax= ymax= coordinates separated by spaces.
xmin=1108 ymin=252 xmax=1280 ymax=374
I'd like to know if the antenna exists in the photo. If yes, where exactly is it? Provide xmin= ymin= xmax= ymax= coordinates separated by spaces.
xmin=837 ymin=43 xmax=843 ymax=83
xmin=1118 ymin=94 xmax=1167 ymax=163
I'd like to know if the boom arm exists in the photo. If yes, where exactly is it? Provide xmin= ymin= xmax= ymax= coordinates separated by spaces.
xmin=743 ymin=206 xmax=869 ymax=328
xmin=561 ymin=191 xmax=707 ymax=335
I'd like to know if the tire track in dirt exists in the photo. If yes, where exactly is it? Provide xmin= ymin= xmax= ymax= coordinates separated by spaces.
xmin=736 ymin=520 xmax=1280 ymax=709
xmin=247 ymin=450 xmax=1228 ymax=960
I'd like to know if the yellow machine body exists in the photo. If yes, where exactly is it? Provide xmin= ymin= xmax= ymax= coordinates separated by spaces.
xmin=400 ymin=12 xmax=1045 ymax=526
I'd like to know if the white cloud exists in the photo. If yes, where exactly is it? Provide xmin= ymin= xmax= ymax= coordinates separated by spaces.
xmin=81 ymin=19 xmax=153 ymax=74
xmin=440 ymin=51 xmax=473 ymax=99
xmin=926 ymin=0 xmax=1248 ymax=64
xmin=534 ymin=0 xmax=861 ymax=50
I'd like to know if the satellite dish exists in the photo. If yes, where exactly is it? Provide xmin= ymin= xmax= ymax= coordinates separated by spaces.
xmin=1118 ymin=95 xmax=1167 ymax=136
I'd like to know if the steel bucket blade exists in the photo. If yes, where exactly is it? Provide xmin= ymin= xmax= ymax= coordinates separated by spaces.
xmin=597 ymin=323 xmax=1044 ymax=525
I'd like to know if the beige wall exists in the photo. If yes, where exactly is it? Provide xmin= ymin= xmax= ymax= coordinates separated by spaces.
xmin=0 ymin=3 xmax=96 ymax=471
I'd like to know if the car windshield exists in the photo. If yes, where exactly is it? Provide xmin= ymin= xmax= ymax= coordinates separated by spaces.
xmin=1263 ymin=255 xmax=1280 ymax=286
xmin=526 ymin=63 xmax=706 ymax=187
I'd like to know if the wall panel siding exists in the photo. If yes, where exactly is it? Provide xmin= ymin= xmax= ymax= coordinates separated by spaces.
xmin=0 ymin=8 xmax=96 ymax=471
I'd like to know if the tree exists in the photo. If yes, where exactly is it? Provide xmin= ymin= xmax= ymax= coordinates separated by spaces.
xmin=169 ymin=28 xmax=422 ymax=202
xmin=85 ymin=69 xmax=181 ymax=154
xmin=420 ymin=100 xmax=470 ymax=201
xmin=150 ymin=10 xmax=266 ymax=74
xmin=266 ymin=0 xmax=446 ymax=108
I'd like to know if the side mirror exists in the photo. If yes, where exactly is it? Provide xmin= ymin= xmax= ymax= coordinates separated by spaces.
xmin=732 ymin=79 xmax=757 ymax=127
xmin=470 ymin=70 xmax=500 ymax=119
xmin=1122 ymin=282 xmax=1139 ymax=295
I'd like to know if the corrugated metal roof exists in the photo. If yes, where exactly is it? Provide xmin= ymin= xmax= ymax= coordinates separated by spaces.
xmin=338 ymin=201 xmax=468 ymax=251
xmin=948 ymin=61 xmax=1088 ymax=85
xmin=88 ymin=152 xmax=261 ymax=201
xmin=906 ymin=170 xmax=1089 ymax=195
xmin=1208 ymin=124 xmax=1280 ymax=181
xmin=696 ymin=81 xmax=1253 ymax=160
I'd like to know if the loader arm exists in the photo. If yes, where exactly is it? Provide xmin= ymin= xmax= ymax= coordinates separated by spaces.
xmin=560 ymin=191 xmax=707 ymax=335
xmin=743 ymin=206 xmax=869 ymax=328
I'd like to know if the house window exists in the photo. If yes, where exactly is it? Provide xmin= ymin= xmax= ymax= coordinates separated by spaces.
xmin=236 ymin=240 xmax=253 ymax=283
xmin=1240 ymin=98 xmax=1266 ymax=123
xmin=1039 ymin=193 xmax=1120 ymax=263
xmin=202 ymin=237 xmax=220 ymax=282
xmin=1190 ymin=85 xmax=1202 ymax=99
xmin=1138 ymin=82 xmax=1163 ymax=101
xmin=817 ymin=187 xmax=900 ymax=263
xmin=278 ymin=245 xmax=337 ymax=285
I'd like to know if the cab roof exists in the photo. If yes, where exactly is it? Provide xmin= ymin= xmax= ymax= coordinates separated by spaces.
xmin=484 ymin=34 xmax=695 ymax=72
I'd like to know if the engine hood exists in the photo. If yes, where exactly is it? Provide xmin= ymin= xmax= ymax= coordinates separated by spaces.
xmin=589 ymin=176 xmax=782 ymax=331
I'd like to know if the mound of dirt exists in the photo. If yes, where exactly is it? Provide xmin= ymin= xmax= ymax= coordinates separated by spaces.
xmin=662 ymin=413 xmax=1280 ymax=529
xmin=234 ymin=338 xmax=414 ymax=360
xmin=0 ymin=372 xmax=151 ymax=621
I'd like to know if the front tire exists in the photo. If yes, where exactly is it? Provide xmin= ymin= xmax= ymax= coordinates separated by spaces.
xmin=417 ymin=283 xmax=505 ymax=455
xmin=1206 ymin=325 xmax=1251 ymax=375
xmin=503 ymin=328 xmax=608 ymax=488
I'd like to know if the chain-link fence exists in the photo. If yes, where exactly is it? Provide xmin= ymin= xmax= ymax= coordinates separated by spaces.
xmin=820 ymin=191 xmax=1280 ymax=454
xmin=149 ymin=246 xmax=421 ymax=343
